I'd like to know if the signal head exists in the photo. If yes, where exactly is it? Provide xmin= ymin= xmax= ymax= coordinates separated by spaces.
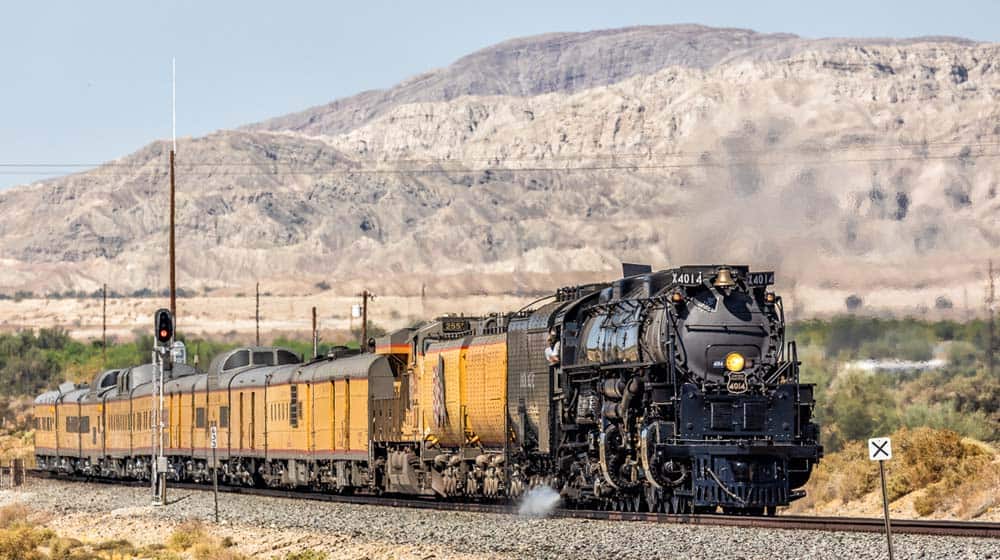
xmin=154 ymin=308 xmax=174 ymax=345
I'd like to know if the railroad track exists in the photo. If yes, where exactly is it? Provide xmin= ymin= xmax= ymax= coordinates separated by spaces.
xmin=26 ymin=469 xmax=1000 ymax=538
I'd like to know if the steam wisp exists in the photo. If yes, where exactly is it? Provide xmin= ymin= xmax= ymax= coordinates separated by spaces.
xmin=517 ymin=485 xmax=561 ymax=517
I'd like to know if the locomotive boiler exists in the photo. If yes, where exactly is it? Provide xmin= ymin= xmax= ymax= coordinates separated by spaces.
xmin=539 ymin=264 xmax=821 ymax=513
xmin=34 ymin=264 xmax=821 ymax=514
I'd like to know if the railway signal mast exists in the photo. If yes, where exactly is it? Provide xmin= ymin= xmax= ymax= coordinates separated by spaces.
xmin=152 ymin=308 xmax=174 ymax=506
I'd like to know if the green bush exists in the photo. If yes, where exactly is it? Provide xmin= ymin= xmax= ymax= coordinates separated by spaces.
xmin=821 ymin=372 xmax=899 ymax=451
xmin=900 ymin=402 xmax=998 ymax=441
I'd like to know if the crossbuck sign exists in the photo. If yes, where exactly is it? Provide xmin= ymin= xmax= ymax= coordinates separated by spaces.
xmin=868 ymin=437 xmax=892 ymax=461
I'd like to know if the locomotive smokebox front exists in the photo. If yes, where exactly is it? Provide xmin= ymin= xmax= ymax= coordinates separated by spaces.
xmin=671 ymin=276 xmax=774 ymax=387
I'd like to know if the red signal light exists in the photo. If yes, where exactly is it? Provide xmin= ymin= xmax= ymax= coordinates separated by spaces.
xmin=154 ymin=309 xmax=174 ymax=344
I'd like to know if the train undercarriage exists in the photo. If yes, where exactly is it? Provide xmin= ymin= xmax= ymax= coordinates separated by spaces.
xmin=35 ymin=441 xmax=808 ymax=515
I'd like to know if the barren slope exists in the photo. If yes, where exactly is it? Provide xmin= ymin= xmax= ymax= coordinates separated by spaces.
xmin=1 ymin=25 xmax=998 ymax=318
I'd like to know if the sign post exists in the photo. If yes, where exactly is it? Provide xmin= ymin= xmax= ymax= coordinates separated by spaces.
xmin=210 ymin=424 xmax=219 ymax=523
xmin=868 ymin=437 xmax=895 ymax=560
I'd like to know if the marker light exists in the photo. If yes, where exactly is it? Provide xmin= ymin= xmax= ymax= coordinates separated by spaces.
xmin=764 ymin=292 xmax=776 ymax=304
xmin=670 ymin=291 xmax=684 ymax=303
xmin=725 ymin=352 xmax=745 ymax=372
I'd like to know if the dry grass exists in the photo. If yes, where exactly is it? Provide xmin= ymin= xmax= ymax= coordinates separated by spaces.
xmin=915 ymin=454 xmax=1000 ymax=517
xmin=284 ymin=551 xmax=329 ymax=560
xmin=167 ymin=520 xmax=208 ymax=551
xmin=0 ymin=504 xmax=208 ymax=560
xmin=796 ymin=427 xmax=999 ymax=519
xmin=0 ymin=505 xmax=52 ymax=560
xmin=167 ymin=519 xmax=245 ymax=560
xmin=0 ymin=504 xmax=32 ymax=529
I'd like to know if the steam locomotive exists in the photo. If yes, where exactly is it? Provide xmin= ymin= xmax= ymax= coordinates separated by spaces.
xmin=34 ymin=264 xmax=821 ymax=514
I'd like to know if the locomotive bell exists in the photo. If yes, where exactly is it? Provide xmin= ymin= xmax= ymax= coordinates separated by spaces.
xmin=712 ymin=267 xmax=736 ymax=288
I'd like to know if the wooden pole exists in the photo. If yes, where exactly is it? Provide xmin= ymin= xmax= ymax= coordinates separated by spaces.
xmin=989 ymin=259 xmax=995 ymax=379
xmin=361 ymin=290 xmax=368 ymax=352
xmin=256 ymin=282 xmax=261 ymax=346
xmin=102 ymin=283 xmax=107 ymax=365
xmin=312 ymin=306 xmax=318 ymax=358
xmin=169 ymin=150 xmax=176 ymax=320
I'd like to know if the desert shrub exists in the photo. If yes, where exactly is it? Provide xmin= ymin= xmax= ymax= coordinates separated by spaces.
xmin=0 ymin=509 xmax=54 ymax=560
xmin=285 ymin=551 xmax=329 ymax=560
xmin=0 ymin=504 xmax=31 ymax=529
xmin=141 ymin=547 xmax=183 ymax=560
xmin=788 ymin=316 xmax=964 ymax=361
xmin=0 ymin=525 xmax=50 ymax=560
xmin=795 ymin=439 xmax=876 ymax=508
xmin=92 ymin=538 xmax=136 ymax=555
xmin=884 ymin=427 xmax=980 ymax=500
xmin=193 ymin=541 xmax=246 ymax=560
xmin=900 ymin=402 xmax=998 ymax=442
xmin=913 ymin=454 xmax=999 ymax=517
xmin=798 ymin=427 xmax=996 ymax=516
xmin=168 ymin=519 xmax=207 ymax=551
xmin=167 ymin=521 xmax=245 ymax=560
xmin=945 ymin=340 xmax=980 ymax=370
xmin=821 ymin=372 xmax=898 ymax=451
xmin=47 ymin=539 xmax=87 ymax=560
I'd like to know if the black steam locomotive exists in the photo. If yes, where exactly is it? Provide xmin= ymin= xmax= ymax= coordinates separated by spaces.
xmin=34 ymin=264 xmax=820 ymax=515
xmin=508 ymin=264 xmax=821 ymax=514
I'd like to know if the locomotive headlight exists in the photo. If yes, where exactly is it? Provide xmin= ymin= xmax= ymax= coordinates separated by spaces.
xmin=725 ymin=352 xmax=746 ymax=372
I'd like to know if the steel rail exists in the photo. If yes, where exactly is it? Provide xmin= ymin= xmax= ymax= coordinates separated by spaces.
xmin=25 ymin=469 xmax=1000 ymax=538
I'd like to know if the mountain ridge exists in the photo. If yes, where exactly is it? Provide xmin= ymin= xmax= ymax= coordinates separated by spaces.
xmin=1 ymin=24 xmax=998 ymax=318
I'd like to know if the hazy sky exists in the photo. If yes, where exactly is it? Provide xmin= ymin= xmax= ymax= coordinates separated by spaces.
xmin=3 ymin=0 xmax=999 ymax=189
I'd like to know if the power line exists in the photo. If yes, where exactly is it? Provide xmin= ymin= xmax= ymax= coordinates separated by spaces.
xmin=1 ymin=136 xmax=999 ymax=170
xmin=1 ymin=150 xmax=999 ymax=178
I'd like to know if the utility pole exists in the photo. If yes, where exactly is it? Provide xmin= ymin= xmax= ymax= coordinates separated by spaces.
xmin=102 ymin=283 xmax=107 ymax=366
xmin=359 ymin=290 xmax=374 ymax=352
xmin=256 ymin=282 xmax=261 ymax=346
xmin=312 ymin=306 xmax=318 ymax=359
xmin=169 ymin=150 xmax=176 ymax=319
xmin=989 ymin=259 xmax=996 ymax=379
xmin=169 ymin=58 xmax=178 ymax=323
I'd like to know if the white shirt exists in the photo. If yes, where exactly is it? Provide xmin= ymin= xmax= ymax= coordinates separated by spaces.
xmin=544 ymin=341 xmax=560 ymax=364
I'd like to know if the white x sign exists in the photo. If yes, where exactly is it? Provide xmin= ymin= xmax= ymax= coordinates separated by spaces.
xmin=868 ymin=437 xmax=892 ymax=461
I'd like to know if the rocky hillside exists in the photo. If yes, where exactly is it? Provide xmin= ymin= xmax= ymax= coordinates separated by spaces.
xmin=1 ymin=25 xmax=998 ymax=315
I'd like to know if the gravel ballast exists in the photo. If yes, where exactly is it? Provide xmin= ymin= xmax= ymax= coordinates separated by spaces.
xmin=3 ymin=479 xmax=998 ymax=559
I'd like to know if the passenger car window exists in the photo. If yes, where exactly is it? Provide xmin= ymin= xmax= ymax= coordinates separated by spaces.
xmin=223 ymin=351 xmax=250 ymax=370
xmin=253 ymin=351 xmax=274 ymax=366
xmin=277 ymin=350 xmax=300 ymax=365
